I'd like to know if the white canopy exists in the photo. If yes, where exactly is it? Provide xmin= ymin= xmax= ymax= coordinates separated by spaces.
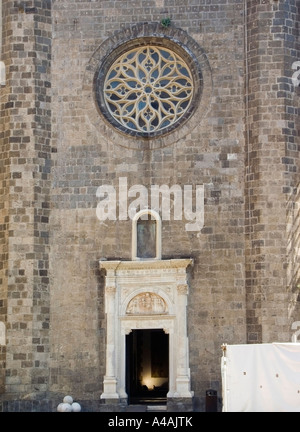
xmin=221 ymin=343 xmax=300 ymax=412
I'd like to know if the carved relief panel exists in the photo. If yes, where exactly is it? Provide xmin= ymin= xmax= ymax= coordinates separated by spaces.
xmin=126 ymin=292 xmax=168 ymax=315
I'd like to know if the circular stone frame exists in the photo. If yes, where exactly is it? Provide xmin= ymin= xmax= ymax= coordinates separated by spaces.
xmin=94 ymin=37 xmax=202 ymax=139
xmin=83 ymin=22 xmax=213 ymax=151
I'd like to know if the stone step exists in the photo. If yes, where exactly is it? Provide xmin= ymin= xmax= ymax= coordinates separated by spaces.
xmin=146 ymin=405 xmax=167 ymax=412
xmin=125 ymin=404 xmax=147 ymax=412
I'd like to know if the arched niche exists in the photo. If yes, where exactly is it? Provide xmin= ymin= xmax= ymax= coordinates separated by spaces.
xmin=132 ymin=209 xmax=161 ymax=260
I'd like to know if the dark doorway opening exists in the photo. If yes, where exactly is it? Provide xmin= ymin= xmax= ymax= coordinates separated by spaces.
xmin=126 ymin=329 xmax=169 ymax=405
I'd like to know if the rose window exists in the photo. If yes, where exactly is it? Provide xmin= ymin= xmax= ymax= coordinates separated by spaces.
xmin=98 ymin=45 xmax=195 ymax=137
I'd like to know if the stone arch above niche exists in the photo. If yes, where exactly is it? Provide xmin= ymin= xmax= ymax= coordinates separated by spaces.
xmin=126 ymin=292 xmax=168 ymax=315
xmin=132 ymin=209 xmax=161 ymax=261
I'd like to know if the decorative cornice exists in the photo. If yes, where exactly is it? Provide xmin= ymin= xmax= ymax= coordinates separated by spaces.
xmin=99 ymin=258 xmax=193 ymax=272
xmin=99 ymin=260 xmax=121 ymax=272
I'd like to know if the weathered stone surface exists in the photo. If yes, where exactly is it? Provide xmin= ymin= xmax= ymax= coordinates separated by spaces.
xmin=0 ymin=0 xmax=299 ymax=412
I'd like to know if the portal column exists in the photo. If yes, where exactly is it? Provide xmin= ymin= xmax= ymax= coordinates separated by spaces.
xmin=100 ymin=261 xmax=120 ymax=400
xmin=174 ymin=283 xmax=193 ymax=398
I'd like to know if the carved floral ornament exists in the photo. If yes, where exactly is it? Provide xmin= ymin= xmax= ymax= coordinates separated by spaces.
xmin=85 ymin=23 xmax=212 ymax=150
xmin=101 ymin=45 xmax=194 ymax=136
xmin=177 ymin=283 xmax=188 ymax=295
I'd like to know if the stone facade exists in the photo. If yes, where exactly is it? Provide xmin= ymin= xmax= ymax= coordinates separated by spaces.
xmin=0 ymin=0 xmax=299 ymax=412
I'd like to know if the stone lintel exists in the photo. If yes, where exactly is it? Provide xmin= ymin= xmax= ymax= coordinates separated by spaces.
xmin=99 ymin=258 xmax=193 ymax=272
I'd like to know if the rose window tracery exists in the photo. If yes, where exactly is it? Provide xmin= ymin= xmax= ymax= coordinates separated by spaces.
xmin=101 ymin=45 xmax=194 ymax=136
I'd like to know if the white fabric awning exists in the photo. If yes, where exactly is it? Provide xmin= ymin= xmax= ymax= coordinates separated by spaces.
xmin=221 ymin=343 xmax=300 ymax=412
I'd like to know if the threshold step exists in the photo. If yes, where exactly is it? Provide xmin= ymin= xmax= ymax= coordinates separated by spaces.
xmin=126 ymin=405 xmax=147 ymax=412
xmin=146 ymin=405 xmax=167 ymax=412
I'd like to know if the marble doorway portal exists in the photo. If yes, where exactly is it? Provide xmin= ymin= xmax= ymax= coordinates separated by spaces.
xmin=99 ymin=258 xmax=194 ymax=404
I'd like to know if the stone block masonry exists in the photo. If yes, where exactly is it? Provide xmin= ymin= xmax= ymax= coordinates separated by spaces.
xmin=0 ymin=0 xmax=299 ymax=412
xmin=244 ymin=0 xmax=300 ymax=343
xmin=0 ymin=0 xmax=52 ymax=405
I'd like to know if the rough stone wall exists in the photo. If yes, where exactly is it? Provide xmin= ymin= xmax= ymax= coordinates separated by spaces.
xmin=49 ymin=0 xmax=246 ymax=411
xmin=0 ymin=0 xmax=7 ymax=396
xmin=0 ymin=0 xmax=52 ymax=406
xmin=0 ymin=0 xmax=299 ymax=412
xmin=245 ymin=0 xmax=300 ymax=344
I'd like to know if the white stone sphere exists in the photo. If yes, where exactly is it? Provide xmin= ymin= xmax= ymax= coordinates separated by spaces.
xmin=57 ymin=403 xmax=64 ymax=412
xmin=60 ymin=402 xmax=72 ymax=412
xmin=71 ymin=402 xmax=81 ymax=412
xmin=63 ymin=395 xmax=73 ymax=404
